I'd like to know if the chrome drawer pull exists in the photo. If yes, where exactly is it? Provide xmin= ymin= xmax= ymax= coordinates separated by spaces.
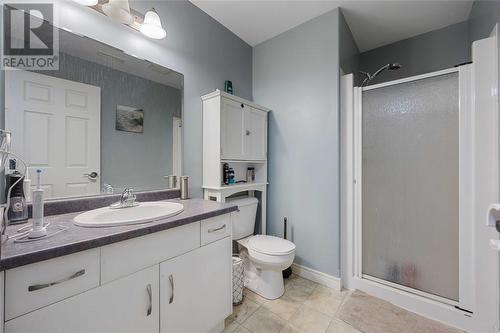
xmin=169 ymin=274 xmax=174 ymax=304
xmin=146 ymin=284 xmax=152 ymax=316
xmin=28 ymin=269 xmax=86 ymax=292
xmin=208 ymin=224 xmax=226 ymax=233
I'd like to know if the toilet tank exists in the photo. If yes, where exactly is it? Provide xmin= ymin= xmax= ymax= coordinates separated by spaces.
xmin=227 ymin=196 xmax=259 ymax=240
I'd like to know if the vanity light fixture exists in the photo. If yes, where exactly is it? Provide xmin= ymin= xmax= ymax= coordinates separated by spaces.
xmin=72 ymin=0 xmax=167 ymax=40
xmin=102 ymin=0 xmax=133 ymax=24
xmin=140 ymin=8 xmax=166 ymax=40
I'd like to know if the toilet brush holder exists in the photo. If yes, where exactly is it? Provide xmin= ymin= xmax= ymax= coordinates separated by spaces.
xmin=282 ymin=217 xmax=292 ymax=278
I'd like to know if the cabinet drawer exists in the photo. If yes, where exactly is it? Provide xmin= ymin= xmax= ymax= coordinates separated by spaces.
xmin=101 ymin=222 xmax=200 ymax=284
xmin=5 ymin=248 xmax=100 ymax=320
xmin=201 ymin=214 xmax=232 ymax=246
xmin=5 ymin=265 xmax=159 ymax=333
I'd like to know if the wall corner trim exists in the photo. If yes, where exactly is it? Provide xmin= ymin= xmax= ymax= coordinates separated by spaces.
xmin=291 ymin=263 xmax=342 ymax=291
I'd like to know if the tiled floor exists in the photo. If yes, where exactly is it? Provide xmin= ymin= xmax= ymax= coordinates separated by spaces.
xmin=223 ymin=274 xmax=463 ymax=333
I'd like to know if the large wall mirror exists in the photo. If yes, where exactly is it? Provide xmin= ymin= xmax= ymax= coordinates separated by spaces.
xmin=3 ymin=24 xmax=183 ymax=201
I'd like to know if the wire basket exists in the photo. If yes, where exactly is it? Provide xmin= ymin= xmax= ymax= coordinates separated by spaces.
xmin=232 ymin=256 xmax=244 ymax=305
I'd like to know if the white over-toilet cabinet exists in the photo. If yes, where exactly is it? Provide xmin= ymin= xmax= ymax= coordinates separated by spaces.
xmin=2 ymin=214 xmax=233 ymax=333
xmin=202 ymin=90 xmax=270 ymax=235
xmin=220 ymin=97 xmax=267 ymax=161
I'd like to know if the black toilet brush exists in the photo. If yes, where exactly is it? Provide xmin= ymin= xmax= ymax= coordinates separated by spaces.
xmin=282 ymin=217 xmax=292 ymax=278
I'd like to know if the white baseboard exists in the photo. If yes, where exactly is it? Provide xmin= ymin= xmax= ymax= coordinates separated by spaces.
xmin=291 ymin=263 xmax=342 ymax=291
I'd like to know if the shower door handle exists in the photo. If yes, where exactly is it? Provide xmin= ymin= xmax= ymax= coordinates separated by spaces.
xmin=486 ymin=204 xmax=500 ymax=250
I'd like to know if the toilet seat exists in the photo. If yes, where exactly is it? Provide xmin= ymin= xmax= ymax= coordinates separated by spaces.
xmin=248 ymin=235 xmax=296 ymax=256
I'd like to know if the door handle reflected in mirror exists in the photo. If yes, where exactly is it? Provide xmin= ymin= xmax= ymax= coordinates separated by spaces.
xmin=84 ymin=172 xmax=99 ymax=180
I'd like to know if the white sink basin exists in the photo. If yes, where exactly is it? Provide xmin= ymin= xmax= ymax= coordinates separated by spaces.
xmin=73 ymin=201 xmax=184 ymax=227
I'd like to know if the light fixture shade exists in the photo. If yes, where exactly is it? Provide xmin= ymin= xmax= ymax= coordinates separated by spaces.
xmin=140 ymin=8 xmax=166 ymax=39
xmin=72 ymin=0 xmax=98 ymax=6
xmin=102 ymin=0 xmax=133 ymax=24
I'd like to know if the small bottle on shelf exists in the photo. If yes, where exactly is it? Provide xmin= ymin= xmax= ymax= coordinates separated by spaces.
xmin=223 ymin=163 xmax=230 ymax=185
xmin=228 ymin=168 xmax=235 ymax=185
xmin=246 ymin=167 xmax=255 ymax=183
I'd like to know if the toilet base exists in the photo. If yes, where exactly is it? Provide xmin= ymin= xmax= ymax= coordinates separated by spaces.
xmin=239 ymin=246 xmax=285 ymax=300
xmin=245 ymin=268 xmax=285 ymax=300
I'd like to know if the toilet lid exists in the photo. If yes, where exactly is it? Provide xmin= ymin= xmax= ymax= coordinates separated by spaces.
xmin=248 ymin=235 xmax=296 ymax=255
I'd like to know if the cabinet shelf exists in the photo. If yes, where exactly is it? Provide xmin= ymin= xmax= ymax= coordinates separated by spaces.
xmin=220 ymin=159 xmax=266 ymax=163
xmin=202 ymin=182 xmax=268 ymax=191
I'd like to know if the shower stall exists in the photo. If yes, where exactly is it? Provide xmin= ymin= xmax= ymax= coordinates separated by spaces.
xmin=341 ymin=32 xmax=499 ymax=332
xmin=361 ymin=69 xmax=463 ymax=303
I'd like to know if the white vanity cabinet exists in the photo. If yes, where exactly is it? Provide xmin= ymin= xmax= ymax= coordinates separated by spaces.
xmin=160 ymin=237 xmax=232 ymax=333
xmin=2 ymin=213 xmax=233 ymax=333
xmin=5 ymin=265 xmax=159 ymax=333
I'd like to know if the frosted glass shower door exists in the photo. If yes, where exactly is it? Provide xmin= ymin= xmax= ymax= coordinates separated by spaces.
xmin=361 ymin=72 xmax=459 ymax=301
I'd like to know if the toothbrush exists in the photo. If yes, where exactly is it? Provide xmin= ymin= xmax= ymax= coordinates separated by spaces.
xmin=28 ymin=169 xmax=47 ymax=239
xmin=23 ymin=168 xmax=31 ymax=201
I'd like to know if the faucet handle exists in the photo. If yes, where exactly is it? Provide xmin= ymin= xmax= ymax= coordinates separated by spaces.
xmin=121 ymin=187 xmax=134 ymax=197
xmin=121 ymin=188 xmax=137 ymax=206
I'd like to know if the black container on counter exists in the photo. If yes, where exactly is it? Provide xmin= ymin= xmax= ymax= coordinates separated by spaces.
xmin=5 ymin=172 xmax=28 ymax=224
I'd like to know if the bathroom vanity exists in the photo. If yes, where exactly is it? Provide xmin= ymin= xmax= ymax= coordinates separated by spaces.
xmin=0 ymin=199 xmax=236 ymax=333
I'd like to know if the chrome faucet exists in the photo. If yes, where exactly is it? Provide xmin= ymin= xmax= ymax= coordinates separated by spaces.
xmin=110 ymin=188 xmax=138 ymax=209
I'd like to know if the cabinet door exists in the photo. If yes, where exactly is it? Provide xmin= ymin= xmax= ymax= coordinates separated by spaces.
xmin=5 ymin=265 xmax=159 ymax=333
xmin=160 ymin=237 xmax=232 ymax=333
xmin=221 ymin=98 xmax=245 ymax=159
xmin=244 ymin=107 xmax=267 ymax=160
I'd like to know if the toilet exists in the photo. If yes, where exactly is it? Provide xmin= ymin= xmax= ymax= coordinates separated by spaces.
xmin=228 ymin=196 xmax=296 ymax=300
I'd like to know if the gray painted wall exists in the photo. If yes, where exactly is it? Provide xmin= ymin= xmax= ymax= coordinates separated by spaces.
xmin=131 ymin=1 xmax=253 ymax=198
xmin=253 ymin=9 xmax=341 ymax=277
xmin=339 ymin=9 xmax=360 ymax=81
xmin=34 ymin=53 xmax=181 ymax=192
xmin=359 ymin=21 xmax=470 ymax=85
xmin=468 ymin=0 xmax=500 ymax=42
xmin=43 ymin=0 xmax=253 ymax=198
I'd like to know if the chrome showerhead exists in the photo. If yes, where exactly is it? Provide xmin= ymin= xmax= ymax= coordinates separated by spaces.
xmin=360 ymin=62 xmax=403 ymax=87
xmin=388 ymin=63 xmax=402 ymax=70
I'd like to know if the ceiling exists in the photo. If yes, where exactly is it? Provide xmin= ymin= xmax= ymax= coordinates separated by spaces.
xmin=190 ymin=0 xmax=474 ymax=52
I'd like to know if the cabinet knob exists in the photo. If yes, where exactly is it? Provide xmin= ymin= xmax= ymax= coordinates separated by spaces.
xmin=240 ymin=103 xmax=244 ymax=108
xmin=246 ymin=130 xmax=251 ymax=136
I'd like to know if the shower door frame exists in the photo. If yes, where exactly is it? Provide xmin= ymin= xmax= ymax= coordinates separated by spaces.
xmin=343 ymin=66 xmax=475 ymax=327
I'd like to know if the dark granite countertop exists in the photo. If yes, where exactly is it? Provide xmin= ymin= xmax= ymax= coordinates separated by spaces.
xmin=1 ymin=198 xmax=237 ymax=270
